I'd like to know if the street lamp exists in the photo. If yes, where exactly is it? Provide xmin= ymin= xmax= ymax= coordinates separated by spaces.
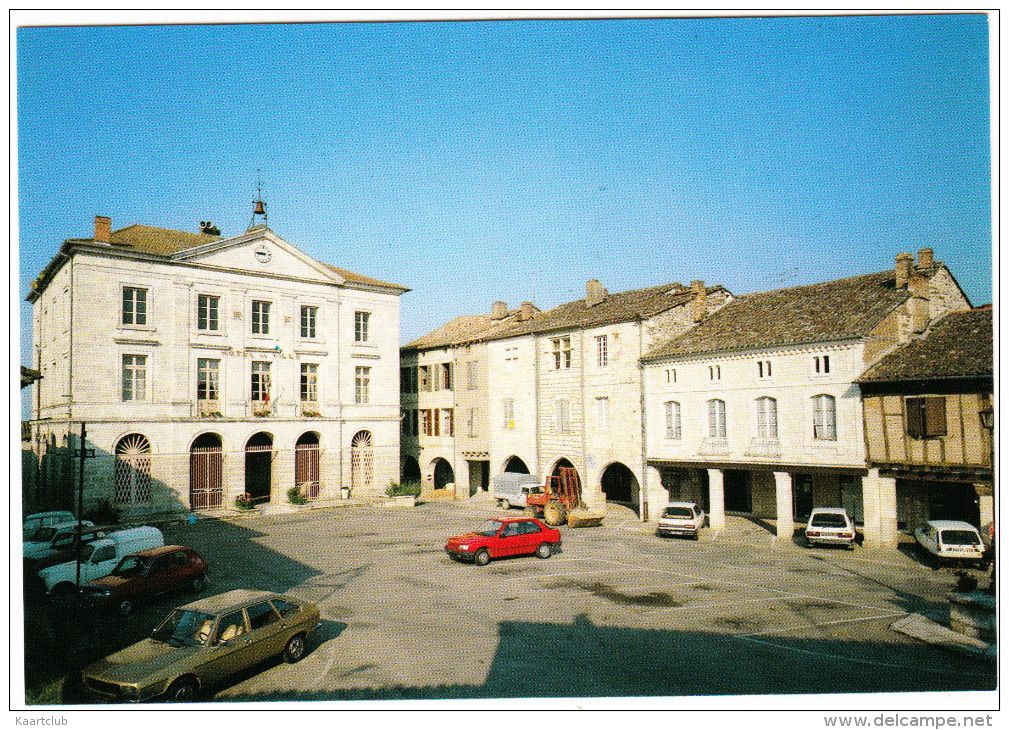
xmin=979 ymin=406 xmax=995 ymax=431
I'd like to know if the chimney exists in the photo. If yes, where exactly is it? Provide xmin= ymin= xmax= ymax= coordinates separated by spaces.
xmin=691 ymin=280 xmax=706 ymax=322
xmin=894 ymin=252 xmax=914 ymax=289
xmin=586 ymin=279 xmax=606 ymax=307
xmin=491 ymin=301 xmax=508 ymax=320
xmin=909 ymin=273 xmax=930 ymax=333
xmin=520 ymin=301 xmax=534 ymax=321
xmin=94 ymin=215 xmax=111 ymax=244
xmin=917 ymin=248 xmax=935 ymax=269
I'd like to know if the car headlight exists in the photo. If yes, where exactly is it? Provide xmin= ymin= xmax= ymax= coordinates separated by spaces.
xmin=120 ymin=684 xmax=140 ymax=698
xmin=458 ymin=544 xmax=469 ymax=551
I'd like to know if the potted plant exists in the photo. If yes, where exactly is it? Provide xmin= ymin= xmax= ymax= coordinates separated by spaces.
xmin=385 ymin=481 xmax=421 ymax=507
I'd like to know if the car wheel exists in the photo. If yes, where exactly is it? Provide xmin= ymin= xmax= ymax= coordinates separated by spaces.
xmin=50 ymin=583 xmax=77 ymax=606
xmin=283 ymin=633 xmax=308 ymax=663
xmin=474 ymin=549 xmax=491 ymax=566
xmin=692 ymin=531 xmax=700 ymax=541
xmin=117 ymin=599 xmax=133 ymax=616
xmin=535 ymin=542 xmax=552 ymax=559
xmin=190 ymin=575 xmax=206 ymax=593
xmin=166 ymin=677 xmax=199 ymax=702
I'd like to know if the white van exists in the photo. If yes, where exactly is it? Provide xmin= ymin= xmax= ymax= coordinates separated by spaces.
xmin=39 ymin=526 xmax=164 ymax=597
xmin=493 ymin=473 xmax=544 ymax=510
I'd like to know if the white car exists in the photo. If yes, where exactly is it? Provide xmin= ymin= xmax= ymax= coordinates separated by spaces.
xmin=656 ymin=502 xmax=705 ymax=540
xmin=23 ymin=510 xmax=75 ymax=540
xmin=914 ymin=520 xmax=986 ymax=567
xmin=804 ymin=507 xmax=857 ymax=549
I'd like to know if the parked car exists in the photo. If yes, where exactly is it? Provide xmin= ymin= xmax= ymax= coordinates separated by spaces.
xmin=80 ymin=546 xmax=210 ymax=615
xmin=803 ymin=507 xmax=857 ymax=549
xmin=81 ymin=589 xmax=321 ymax=702
xmin=24 ymin=520 xmax=101 ymax=565
xmin=492 ymin=473 xmax=545 ymax=509
xmin=23 ymin=510 xmax=75 ymax=540
xmin=39 ymin=526 xmax=164 ymax=597
xmin=446 ymin=516 xmax=561 ymax=565
xmin=914 ymin=520 xmax=987 ymax=567
xmin=656 ymin=502 xmax=706 ymax=540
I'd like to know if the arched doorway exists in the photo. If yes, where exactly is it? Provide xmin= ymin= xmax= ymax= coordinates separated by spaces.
xmin=245 ymin=432 xmax=274 ymax=504
xmin=601 ymin=462 xmax=639 ymax=505
xmin=114 ymin=434 xmax=152 ymax=506
xmin=295 ymin=432 xmax=320 ymax=500
xmin=351 ymin=430 xmax=373 ymax=494
xmin=433 ymin=458 xmax=455 ymax=490
xmin=504 ymin=455 xmax=530 ymax=474
xmin=190 ymin=433 xmax=223 ymax=510
xmin=401 ymin=455 xmax=421 ymax=487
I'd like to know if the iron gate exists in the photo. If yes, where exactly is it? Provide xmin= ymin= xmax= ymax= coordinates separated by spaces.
xmin=190 ymin=446 xmax=223 ymax=509
xmin=295 ymin=443 xmax=320 ymax=500
xmin=351 ymin=431 xmax=373 ymax=493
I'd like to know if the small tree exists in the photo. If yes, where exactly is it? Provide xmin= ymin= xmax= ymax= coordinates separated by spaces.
xmin=287 ymin=486 xmax=308 ymax=505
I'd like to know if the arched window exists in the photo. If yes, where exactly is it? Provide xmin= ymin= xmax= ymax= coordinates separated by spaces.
xmin=756 ymin=397 xmax=778 ymax=439
xmin=114 ymin=434 xmax=152 ymax=504
xmin=812 ymin=394 xmax=836 ymax=440
xmin=351 ymin=430 xmax=373 ymax=492
xmin=707 ymin=399 xmax=726 ymax=439
xmin=664 ymin=401 xmax=681 ymax=440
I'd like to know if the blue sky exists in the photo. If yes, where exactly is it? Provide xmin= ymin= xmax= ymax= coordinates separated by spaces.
xmin=15 ymin=15 xmax=991 ymax=396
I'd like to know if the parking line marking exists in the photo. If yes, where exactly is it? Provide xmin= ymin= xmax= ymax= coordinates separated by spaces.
xmin=733 ymin=630 xmax=910 ymax=669
xmin=733 ymin=611 xmax=909 ymax=638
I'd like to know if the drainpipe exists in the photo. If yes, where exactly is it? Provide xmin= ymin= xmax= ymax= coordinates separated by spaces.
xmin=638 ymin=317 xmax=647 ymax=522
xmin=579 ymin=329 xmax=587 ymax=502
xmin=533 ymin=335 xmax=541 ymax=478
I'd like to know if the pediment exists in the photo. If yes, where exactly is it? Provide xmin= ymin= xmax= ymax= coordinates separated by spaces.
xmin=171 ymin=229 xmax=343 ymax=284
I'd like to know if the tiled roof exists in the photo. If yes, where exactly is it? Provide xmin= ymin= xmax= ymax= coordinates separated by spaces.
xmin=858 ymin=308 xmax=992 ymax=382
xmin=643 ymin=270 xmax=912 ymax=360
xmin=403 ymin=309 xmax=533 ymax=351
xmin=486 ymin=283 xmax=725 ymax=340
xmin=98 ymin=224 xmax=405 ymax=290
xmin=109 ymin=224 xmax=221 ymax=254
xmin=318 ymin=263 xmax=406 ymax=291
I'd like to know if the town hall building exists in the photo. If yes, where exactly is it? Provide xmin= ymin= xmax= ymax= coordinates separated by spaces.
xmin=25 ymin=215 xmax=407 ymax=518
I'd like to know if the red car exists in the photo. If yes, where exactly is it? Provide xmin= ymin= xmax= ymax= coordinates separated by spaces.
xmin=445 ymin=517 xmax=561 ymax=566
xmin=80 ymin=545 xmax=209 ymax=615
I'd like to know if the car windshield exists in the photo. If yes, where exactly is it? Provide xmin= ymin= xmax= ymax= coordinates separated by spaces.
xmin=473 ymin=520 xmax=503 ymax=537
xmin=811 ymin=514 xmax=848 ymax=528
xmin=77 ymin=543 xmax=96 ymax=560
xmin=663 ymin=507 xmax=693 ymax=518
xmin=940 ymin=529 xmax=981 ymax=546
xmin=112 ymin=555 xmax=150 ymax=577
xmin=151 ymin=609 xmax=216 ymax=647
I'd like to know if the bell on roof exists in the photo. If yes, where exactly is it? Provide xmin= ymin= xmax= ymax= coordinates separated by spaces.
xmin=253 ymin=200 xmax=266 ymax=216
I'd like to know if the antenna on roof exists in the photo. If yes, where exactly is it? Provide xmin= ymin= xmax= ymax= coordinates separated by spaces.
xmin=248 ymin=170 xmax=268 ymax=231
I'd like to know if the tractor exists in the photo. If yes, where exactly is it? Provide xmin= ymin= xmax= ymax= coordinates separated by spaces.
xmin=525 ymin=467 xmax=602 ymax=527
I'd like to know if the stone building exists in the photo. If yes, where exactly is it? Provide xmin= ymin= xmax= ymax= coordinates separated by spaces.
xmin=402 ymin=279 xmax=733 ymax=517
xmin=399 ymin=301 xmax=536 ymax=498
xmin=858 ymin=306 xmax=993 ymax=546
xmin=640 ymin=249 xmax=972 ymax=547
xmin=25 ymin=215 xmax=407 ymax=518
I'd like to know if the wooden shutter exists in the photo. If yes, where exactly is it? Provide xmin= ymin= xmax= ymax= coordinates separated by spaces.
xmin=924 ymin=397 xmax=947 ymax=437
xmin=906 ymin=398 xmax=924 ymax=438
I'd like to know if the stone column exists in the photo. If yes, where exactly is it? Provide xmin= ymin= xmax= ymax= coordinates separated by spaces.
xmin=975 ymin=483 xmax=994 ymax=541
xmin=862 ymin=468 xmax=899 ymax=548
xmin=645 ymin=465 xmax=668 ymax=523
xmin=773 ymin=471 xmax=794 ymax=544
xmin=707 ymin=468 xmax=725 ymax=535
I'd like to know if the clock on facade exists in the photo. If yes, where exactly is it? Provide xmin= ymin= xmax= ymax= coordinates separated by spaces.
xmin=254 ymin=245 xmax=273 ymax=264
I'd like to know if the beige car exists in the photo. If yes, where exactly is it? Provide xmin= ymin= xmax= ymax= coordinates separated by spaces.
xmin=81 ymin=589 xmax=321 ymax=702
